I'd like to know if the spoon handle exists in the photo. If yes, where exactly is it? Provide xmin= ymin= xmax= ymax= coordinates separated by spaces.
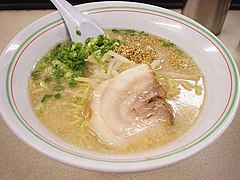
xmin=50 ymin=0 xmax=104 ymax=43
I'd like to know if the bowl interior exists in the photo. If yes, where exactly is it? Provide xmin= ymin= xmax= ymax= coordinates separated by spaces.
xmin=0 ymin=2 xmax=239 ymax=172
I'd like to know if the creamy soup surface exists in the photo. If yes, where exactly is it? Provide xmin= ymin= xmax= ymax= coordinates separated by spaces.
xmin=29 ymin=29 xmax=205 ymax=154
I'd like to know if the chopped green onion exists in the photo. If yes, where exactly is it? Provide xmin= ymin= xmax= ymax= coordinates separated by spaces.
xmin=44 ymin=76 xmax=52 ymax=82
xmin=31 ymin=70 xmax=41 ymax=80
xmin=41 ymin=94 xmax=53 ymax=103
xmin=68 ymin=81 xmax=77 ymax=87
xmin=31 ymin=33 xmax=121 ymax=103
xmin=54 ymin=93 xmax=61 ymax=99
xmin=161 ymin=40 xmax=174 ymax=47
xmin=76 ymin=29 xmax=81 ymax=36
xmin=41 ymin=93 xmax=61 ymax=102
xmin=112 ymin=29 xmax=136 ymax=35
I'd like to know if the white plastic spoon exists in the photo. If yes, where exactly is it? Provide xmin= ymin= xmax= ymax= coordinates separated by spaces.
xmin=50 ymin=0 xmax=104 ymax=43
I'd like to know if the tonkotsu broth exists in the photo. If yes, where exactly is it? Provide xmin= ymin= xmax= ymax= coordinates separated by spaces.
xmin=28 ymin=30 xmax=205 ymax=154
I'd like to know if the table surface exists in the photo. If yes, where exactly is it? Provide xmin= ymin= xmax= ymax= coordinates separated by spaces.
xmin=0 ymin=9 xmax=239 ymax=180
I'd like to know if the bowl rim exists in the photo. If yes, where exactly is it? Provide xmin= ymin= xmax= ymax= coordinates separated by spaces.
xmin=0 ymin=1 xmax=239 ymax=172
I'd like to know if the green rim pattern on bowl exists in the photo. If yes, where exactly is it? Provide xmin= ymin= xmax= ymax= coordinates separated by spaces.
xmin=6 ymin=6 xmax=239 ymax=163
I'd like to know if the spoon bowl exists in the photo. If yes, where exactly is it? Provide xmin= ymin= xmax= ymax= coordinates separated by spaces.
xmin=50 ymin=0 xmax=104 ymax=43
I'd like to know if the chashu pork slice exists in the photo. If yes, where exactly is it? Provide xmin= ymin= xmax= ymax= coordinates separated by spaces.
xmin=89 ymin=64 xmax=173 ymax=147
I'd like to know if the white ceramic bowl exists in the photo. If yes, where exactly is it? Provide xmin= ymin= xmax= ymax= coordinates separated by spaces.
xmin=0 ymin=1 xmax=239 ymax=172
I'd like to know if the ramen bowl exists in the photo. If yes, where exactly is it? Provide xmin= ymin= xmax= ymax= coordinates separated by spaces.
xmin=0 ymin=1 xmax=239 ymax=172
